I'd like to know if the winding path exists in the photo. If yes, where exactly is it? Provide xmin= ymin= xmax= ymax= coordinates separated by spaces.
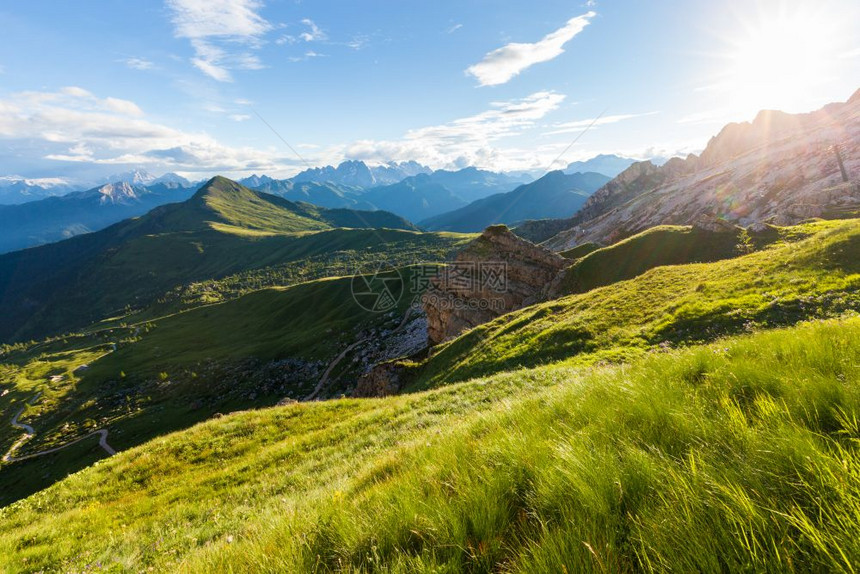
xmin=2 ymin=393 xmax=116 ymax=464
xmin=303 ymin=306 xmax=417 ymax=402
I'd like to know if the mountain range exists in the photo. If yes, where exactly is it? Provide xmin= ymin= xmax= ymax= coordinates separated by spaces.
xmin=421 ymin=171 xmax=610 ymax=232
xmin=0 ymin=176 xmax=422 ymax=341
xmin=563 ymin=154 xmax=638 ymax=178
xmin=0 ymin=181 xmax=198 ymax=253
xmin=517 ymin=89 xmax=860 ymax=249
xmin=248 ymin=164 xmax=533 ymax=222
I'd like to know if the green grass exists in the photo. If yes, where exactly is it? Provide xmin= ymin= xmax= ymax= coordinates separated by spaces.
xmin=411 ymin=219 xmax=860 ymax=389
xmin=0 ymin=265 xmax=435 ymax=506
xmin=0 ymin=176 xmax=468 ymax=342
xmin=1 ymin=317 xmax=858 ymax=572
xmin=557 ymin=225 xmax=744 ymax=294
xmin=558 ymin=242 xmax=598 ymax=260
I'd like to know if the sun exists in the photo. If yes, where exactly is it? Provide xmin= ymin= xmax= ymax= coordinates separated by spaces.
xmin=714 ymin=3 xmax=844 ymax=116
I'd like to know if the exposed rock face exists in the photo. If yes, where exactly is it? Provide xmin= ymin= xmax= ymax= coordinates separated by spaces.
xmin=543 ymin=89 xmax=860 ymax=251
xmin=353 ymin=361 xmax=409 ymax=398
xmin=514 ymin=160 xmax=690 ymax=244
xmin=422 ymin=225 xmax=566 ymax=345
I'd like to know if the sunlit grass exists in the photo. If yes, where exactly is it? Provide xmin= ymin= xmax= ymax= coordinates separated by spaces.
xmin=0 ymin=318 xmax=858 ymax=572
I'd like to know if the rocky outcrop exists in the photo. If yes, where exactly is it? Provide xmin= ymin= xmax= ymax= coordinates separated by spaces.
xmin=514 ymin=159 xmax=693 ymax=244
xmin=422 ymin=225 xmax=566 ymax=345
xmin=543 ymin=89 xmax=860 ymax=251
xmin=353 ymin=361 xmax=410 ymax=397
xmin=691 ymin=214 xmax=739 ymax=234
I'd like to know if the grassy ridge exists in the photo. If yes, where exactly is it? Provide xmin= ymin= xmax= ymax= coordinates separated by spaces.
xmin=557 ymin=225 xmax=744 ymax=294
xmin=0 ymin=177 xmax=453 ymax=342
xmin=1 ymin=318 xmax=858 ymax=571
xmin=412 ymin=219 xmax=860 ymax=389
xmin=1 ymin=227 xmax=469 ymax=342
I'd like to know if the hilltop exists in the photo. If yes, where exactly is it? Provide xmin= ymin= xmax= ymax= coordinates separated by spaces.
xmin=0 ymin=176 xmax=440 ymax=342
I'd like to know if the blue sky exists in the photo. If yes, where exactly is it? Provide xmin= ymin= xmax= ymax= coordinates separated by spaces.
xmin=1 ymin=0 xmax=858 ymax=183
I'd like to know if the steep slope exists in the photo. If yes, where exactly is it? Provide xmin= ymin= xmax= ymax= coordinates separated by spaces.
xmin=556 ymin=224 xmax=748 ymax=294
xmin=421 ymin=171 xmax=609 ymax=232
xmin=1 ymin=316 xmax=857 ymax=571
xmin=0 ymin=265 xmax=448 ymax=505
xmin=412 ymin=219 xmax=860 ymax=388
xmin=0 ymin=182 xmax=196 ymax=253
xmin=0 ymin=177 xmax=423 ymax=342
xmin=542 ymin=89 xmax=860 ymax=250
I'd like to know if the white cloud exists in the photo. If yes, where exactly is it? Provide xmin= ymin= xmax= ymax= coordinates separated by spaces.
xmin=61 ymin=86 xmax=94 ymax=99
xmin=103 ymin=97 xmax=145 ymax=117
xmin=0 ymin=88 xmax=296 ymax=177
xmin=840 ymin=47 xmax=860 ymax=59
xmin=466 ymin=12 xmax=595 ymax=86
xmin=447 ymin=23 xmax=463 ymax=34
xmin=288 ymin=50 xmax=324 ymax=63
xmin=276 ymin=18 xmax=327 ymax=46
xmin=229 ymin=114 xmax=252 ymax=121
xmin=344 ymin=91 xmax=566 ymax=169
xmin=166 ymin=0 xmax=271 ymax=82
xmin=543 ymin=112 xmax=658 ymax=136
xmin=299 ymin=19 xmax=327 ymax=42
xmin=124 ymin=57 xmax=155 ymax=71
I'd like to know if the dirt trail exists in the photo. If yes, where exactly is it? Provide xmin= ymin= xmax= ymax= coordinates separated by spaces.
xmin=303 ymin=306 xmax=417 ymax=401
xmin=2 ymin=393 xmax=116 ymax=463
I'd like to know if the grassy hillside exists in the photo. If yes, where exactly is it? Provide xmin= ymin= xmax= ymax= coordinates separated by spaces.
xmin=411 ymin=219 xmax=860 ymax=388
xmin=1 ymin=317 xmax=858 ymax=571
xmin=558 ymin=225 xmax=747 ymax=294
xmin=0 ymin=265 xmax=437 ymax=506
xmin=0 ymin=177 xmax=460 ymax=342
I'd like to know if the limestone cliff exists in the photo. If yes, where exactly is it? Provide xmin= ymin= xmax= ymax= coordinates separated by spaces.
xmin=421 ymin=225 xmax=566 ymax=345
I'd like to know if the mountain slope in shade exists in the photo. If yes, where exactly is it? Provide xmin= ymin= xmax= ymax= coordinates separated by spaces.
xmin=420 ymin=171 xmax=610 ymax=232
xmin=251 ymin=180 xmax=376 ymax=210
xmin=0 ymin=176 xmax=419 ymax=341
xmin=358 ymin=174 xmax=469 ymax=222
xmin=564 ymin=154 xmax=639 ymax=178
xmin=417 ymin=167 xmax=532 ymax=203
xmin=236 ymin=167 xmax=531 ymax=223
xmin=0 ymin=182 xmax=197 ymax=253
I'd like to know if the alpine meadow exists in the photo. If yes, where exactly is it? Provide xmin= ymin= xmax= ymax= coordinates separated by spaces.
xmin=1 ymin=1 xmax=859 ymax=572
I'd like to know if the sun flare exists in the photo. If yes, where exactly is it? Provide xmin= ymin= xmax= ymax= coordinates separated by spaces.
xmin=717 ymin=4 xmax=843 ymax=116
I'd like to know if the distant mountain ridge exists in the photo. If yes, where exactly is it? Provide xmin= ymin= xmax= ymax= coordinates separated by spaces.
xmin=0 ymin=176 xmax=419 ymax=341
xmin=564 ymin=154 xmax=638 ymax=178
xmin=240 ymin=162 xmax=533 ymax=222
xmin=0 ymin=181 xmax=198 ymax=253
xmin=421 ymin=171 xmax=610 ymax=232
xmin=290 ymin=160 xmax=431 ymax=188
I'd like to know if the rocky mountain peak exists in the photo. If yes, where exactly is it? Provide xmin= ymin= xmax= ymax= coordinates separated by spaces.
xmin=92 ymin=182 xmax=142 ymax=205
